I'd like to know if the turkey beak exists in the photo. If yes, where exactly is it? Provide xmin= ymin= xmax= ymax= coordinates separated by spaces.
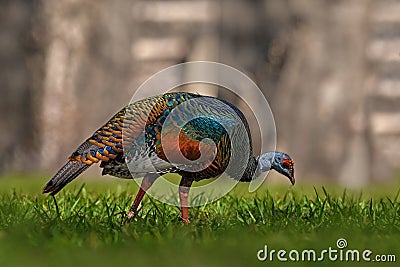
xmin=286 ymin=169 xmax=295 ymax=185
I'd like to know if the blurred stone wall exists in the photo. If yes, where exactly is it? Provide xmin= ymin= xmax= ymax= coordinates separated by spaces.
xmin=275 ymin=0 xmax=371 ymax=185
xmin=1 ymin=0 xmax=399 ymax=185
xmin=0 ymin=0 xmax=43 ymax=171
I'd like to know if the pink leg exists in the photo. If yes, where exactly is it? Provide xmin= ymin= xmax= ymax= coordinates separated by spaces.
xmin=179 ymin=178 xmax=193 ymax=224
xmin=127 ymin=174 xmax=157 ymax=219
xmin=179 ymin=190 xmax=189 ymax=224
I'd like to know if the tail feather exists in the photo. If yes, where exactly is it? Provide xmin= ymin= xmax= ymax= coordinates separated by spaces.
xmin=42 ymin=161 xmax=90 ymax=195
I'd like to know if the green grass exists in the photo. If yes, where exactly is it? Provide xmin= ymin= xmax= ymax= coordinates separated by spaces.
xmin=0 ymin=175 xmax=400 ymax=267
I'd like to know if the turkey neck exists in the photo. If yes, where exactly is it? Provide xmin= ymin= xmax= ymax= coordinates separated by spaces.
xmin=239 ymin=155 xmax=258 ymax=182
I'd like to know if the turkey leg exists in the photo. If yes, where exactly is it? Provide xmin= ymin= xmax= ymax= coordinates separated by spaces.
xmin=127 ymin=173 xmax=158 ymax=219
xmin=179 ymin=177 xmax=194 ymax=224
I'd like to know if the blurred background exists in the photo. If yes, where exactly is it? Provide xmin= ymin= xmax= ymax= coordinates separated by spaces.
xmin=1 ymin=0 xmax=399 ymax=187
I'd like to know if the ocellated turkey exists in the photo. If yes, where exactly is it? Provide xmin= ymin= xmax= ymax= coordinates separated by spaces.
xmin=43 ymin=92 xmax=295 ymax=223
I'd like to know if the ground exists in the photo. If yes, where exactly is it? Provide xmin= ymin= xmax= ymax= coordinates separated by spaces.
xmin=0 ymin=174 xmax=399 ymax=267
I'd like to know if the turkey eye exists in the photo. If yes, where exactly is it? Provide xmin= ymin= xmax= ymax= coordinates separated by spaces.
xmin=282 ymin=160 xmax=291 ymax=168
xmin=283 ymin=162 xmax=289 ymax=167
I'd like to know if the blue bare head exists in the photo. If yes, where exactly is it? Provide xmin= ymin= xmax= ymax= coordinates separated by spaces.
xmin=257 ymin=151 xmax=295 ymax=185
